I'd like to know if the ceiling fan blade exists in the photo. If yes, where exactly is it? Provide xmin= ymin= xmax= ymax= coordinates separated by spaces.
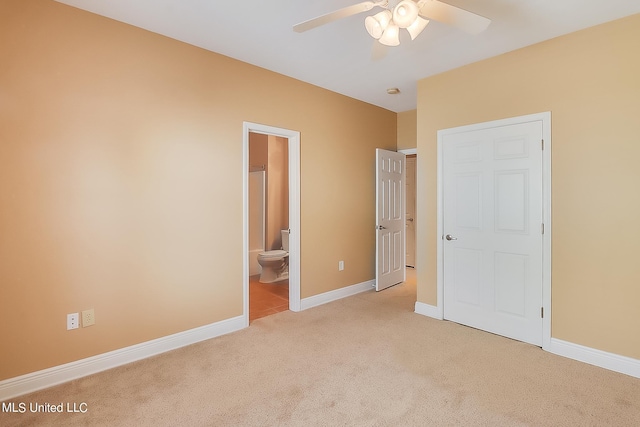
xmin=293 ymin=1 xmax=384 ymax=33
xmin=418 ymin=0 xmax=490 ymax=35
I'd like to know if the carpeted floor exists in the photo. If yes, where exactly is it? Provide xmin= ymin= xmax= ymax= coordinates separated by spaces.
xmin=2 ymin=270 xmax=640 ymax=426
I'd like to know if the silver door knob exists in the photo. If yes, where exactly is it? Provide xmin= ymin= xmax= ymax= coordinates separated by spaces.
xmin=445 ymin=234 xmax=458 ymax=241
xmin=407 ymin=218 xmax=414 ymax=222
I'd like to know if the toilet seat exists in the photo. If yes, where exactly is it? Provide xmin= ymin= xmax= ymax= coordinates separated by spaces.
xmin=258 ymin=250 xmax=287 ymax=258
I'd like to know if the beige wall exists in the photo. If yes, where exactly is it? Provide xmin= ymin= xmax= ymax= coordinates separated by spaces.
xmin=266 ymin=135 xmax=288 ymax=250
xmin=0 ymin=0 xmax=396 ymax=380
xmin=416 ymin=14 xmax=640 ymax=359
xmin=248 ymin=132 xmax=268 ymax=255
xmin=249 ymin=133 xmax=269 ymax=169
xmin=397 ymin=110 xmax=417 ymax=150
xmin=249 ymin=133 xmax=289 ymax=250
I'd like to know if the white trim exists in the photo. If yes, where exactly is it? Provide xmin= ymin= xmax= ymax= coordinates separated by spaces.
xmin=409 ymin=314 xmax=640 ymax=379
xmin=243 ymin=122 xmax=301 ymax=317
xmin=436 ymin=132 xmax=444 ymax=312
xmin=414 ymin=302 xmax=442 ymax=320
xmin=436 ymin=112 xmax=552 ymax=347
xmin=300 ymin=280 xmax=375 ymax=311
xmin=0 ymin=316 xmax=245 ymax=401
xmin=398 ymin=148 xmax=417 ymax=155
xmin=541 ymin=112 xmax=552 ymax=349
xmin=547 ymin=338 xmax=640 ymax=379
xmin=288 ymin=130 xmax=302 ymax=312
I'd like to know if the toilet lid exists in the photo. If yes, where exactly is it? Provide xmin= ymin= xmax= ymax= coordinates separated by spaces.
xmin=259 ymin=250 xmax=287 ymax=258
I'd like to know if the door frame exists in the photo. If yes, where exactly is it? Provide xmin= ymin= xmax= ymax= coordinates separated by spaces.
xmin=402 ymin=151 xmax=417 ymax=268
xmin=243 ymin=122 xmax=301 ymax=327
xmin=436 ymin=112 xmax=552 ymax=349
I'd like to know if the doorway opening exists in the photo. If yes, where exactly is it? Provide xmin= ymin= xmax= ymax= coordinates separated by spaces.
xmin=405 ymin=153 xmax=417 ymax=268
xmin=399 ymin=148 xmax=417 ymax=274
xmin=243 ymin=123 xmax=300 ymax=326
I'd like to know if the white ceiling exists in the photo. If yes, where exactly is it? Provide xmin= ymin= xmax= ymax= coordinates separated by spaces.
xmin=54 ymin=0 xmax=640 ymax=113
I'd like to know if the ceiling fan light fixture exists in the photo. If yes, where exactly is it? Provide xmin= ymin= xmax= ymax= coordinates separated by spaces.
xmin=393 ymin=0 xmax=419 ymax=28
xmin=364 ymin=16 xmax=382 ymax=39
xmin=407 ymin=16 xmax=429 ymax=40
xmin=379 ymin=22 xmax=400 ymax=46
xmin=365 ymin=10 xmax=392 ymax=39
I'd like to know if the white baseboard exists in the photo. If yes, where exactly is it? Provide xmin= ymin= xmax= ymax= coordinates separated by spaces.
xmin=4 ymin=302 xmax=637 ymax=403
xmin=546 ymin=338 xmax=640 ymax=379
xmin=414 ymin=301 xmax=443 ymax=320
xmin=300 ymin=280 xmax=375 ymax=311
xmin=0 ymin=315 xmax=246 ymax=401
xmin=413 ymin=304 xmax=640 ymax=379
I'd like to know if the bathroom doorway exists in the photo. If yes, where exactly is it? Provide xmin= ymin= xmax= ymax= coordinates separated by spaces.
xmin=243 ymin=122 xmax=301 ymax=326
xmin=399 ymin=149 xmax=417 ymax=270
xmin=405 ymin=154 xmax=416 ymax=268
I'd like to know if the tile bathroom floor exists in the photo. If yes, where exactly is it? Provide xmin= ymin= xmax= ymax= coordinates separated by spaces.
xmin=249 ymin=275 xmax=289 ymax=322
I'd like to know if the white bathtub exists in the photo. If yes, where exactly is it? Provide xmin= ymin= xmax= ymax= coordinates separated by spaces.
xmin=249 ymin=249 xmax=263 ymax=276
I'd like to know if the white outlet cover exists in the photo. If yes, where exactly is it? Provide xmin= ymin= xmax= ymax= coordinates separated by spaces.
xmin=67 ymin=313 xmax=79 ymax=330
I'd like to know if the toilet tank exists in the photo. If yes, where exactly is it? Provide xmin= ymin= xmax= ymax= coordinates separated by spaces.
xmin=281 ymin=229 xmax=290 ymax=251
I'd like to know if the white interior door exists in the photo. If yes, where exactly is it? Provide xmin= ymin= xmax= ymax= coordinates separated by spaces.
xmin=405 ymin=156 xmax=416 ymax=268
xmin=376 ymin=149 xmax=406 ymax=291
xmin=442 ymin=121 xmax=543 ymax=346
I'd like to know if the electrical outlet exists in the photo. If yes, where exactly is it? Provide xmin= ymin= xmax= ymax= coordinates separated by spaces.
xmin=339 ymin=260 xmax=344 ymax=271
xmin=82 ymin=308 xmax=95 ymax=327
xmin=67 ymin=313 xmax=79 ymax=330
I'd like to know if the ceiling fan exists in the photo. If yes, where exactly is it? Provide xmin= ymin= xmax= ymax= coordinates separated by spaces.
xmin=293 ymin=0 xmax=491 ymax=46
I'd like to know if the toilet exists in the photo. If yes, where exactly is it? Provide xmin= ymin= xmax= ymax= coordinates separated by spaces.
xmin=257 ymin=230 xmax=289 ymax=283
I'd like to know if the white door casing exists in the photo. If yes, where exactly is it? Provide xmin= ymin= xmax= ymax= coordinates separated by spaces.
xmin=376 ymin=149 xmax=406 ymax=291
xmin=438 ymin=113 xmax=551 ymax=347
xmin=243 ymin=122 xmax=301 ymax=326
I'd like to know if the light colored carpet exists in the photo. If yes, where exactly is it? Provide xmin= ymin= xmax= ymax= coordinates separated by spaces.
xmin=2 ymin=270 xmax=640 ymax=426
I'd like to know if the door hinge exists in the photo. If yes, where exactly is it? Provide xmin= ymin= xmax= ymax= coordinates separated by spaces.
xmin=541 ymin=223 xmax=545 ymax=234
xmin=541 ymin=307 xmax=544 ymax=318
xmin=541 ymin=139 xmax=544 ymax=150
